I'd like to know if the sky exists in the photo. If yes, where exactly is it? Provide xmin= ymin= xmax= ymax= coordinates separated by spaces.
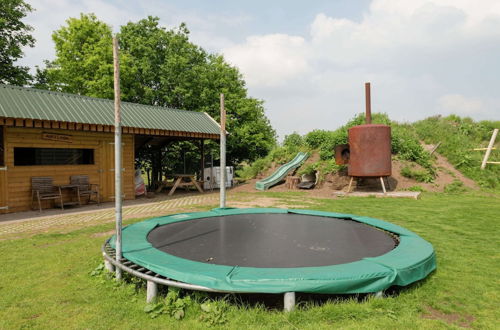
xmin=18 ymin=0 xmax=500 ymax=139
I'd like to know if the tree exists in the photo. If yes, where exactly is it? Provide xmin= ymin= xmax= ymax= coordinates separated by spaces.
xmin=0 ymin=0 xmax=35 ymax=85
xmin=37 ymin=14 xmax=276 ymax=168
xmin=35 ymin=14 xmax=114 ymax=97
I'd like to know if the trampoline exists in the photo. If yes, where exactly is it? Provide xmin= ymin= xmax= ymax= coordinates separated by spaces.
xmin=103 ymin=208 xmax=436 ymax=302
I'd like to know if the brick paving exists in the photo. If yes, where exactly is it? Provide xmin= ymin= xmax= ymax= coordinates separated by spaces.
xmin=0 ymin=193 xmax=219 ymax=238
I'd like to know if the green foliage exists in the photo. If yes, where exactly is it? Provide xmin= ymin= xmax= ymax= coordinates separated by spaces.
xmin=0 ymin=0 xmax=34 ymax=85
xmin=143 ymin=288 xmax=192 ymax=320
xmin=444 ymin=180 xmax=467 ymax=194
xmin=400 ymin=165 xmax=434 ymax=183
xmin=407 ymin=185 xmax=426 ymax=192
xmin=199 ymin=300 xmax=228 ymax=326
xmin=414 ymin=115 xmax=500 ymax=189
xmin=283 ymin=132 xmax=304 ymax=150
xmin=35 ymin=14 xmax=117 ymax=97
xmin=36 ymin=15 xmax=275 ymax=166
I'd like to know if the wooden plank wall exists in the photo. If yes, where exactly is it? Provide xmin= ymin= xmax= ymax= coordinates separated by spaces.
xmin=2 ymin=127 xmax=135 ymax=213
xmin=0 ymin=126 xmax=6 ymax=213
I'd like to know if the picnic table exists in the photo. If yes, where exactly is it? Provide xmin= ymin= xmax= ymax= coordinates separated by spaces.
xmin=155 ymin=174 xmax=204 ymax=196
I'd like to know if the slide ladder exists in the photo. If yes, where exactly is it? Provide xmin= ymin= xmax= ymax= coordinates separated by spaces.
xmin=255 ymin=152 xmax=309 ymax=191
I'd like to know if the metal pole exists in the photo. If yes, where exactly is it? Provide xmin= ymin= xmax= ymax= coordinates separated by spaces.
xmin=365 ymin=82 xmax=371 ymax=124
xmin=113 ymin=36 xmax=123 ymax=280
xmin=284 ymin=292 xmax=296 ymax=312
xmin=481 ymin=128 xmax=498 ymax=170
xmin=219 ymin=93 xmax=226 ymax=208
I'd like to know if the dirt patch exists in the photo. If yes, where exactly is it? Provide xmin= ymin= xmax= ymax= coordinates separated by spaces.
xmin=90 ymin=230 xmax=115 ymax=238
xmin=233 ymin=146 xmax=479 ymax=196
xmin=227 ymin=197 xmax=319 ymax=209
xmin=422 ymin=306 xmax=474 ymax=328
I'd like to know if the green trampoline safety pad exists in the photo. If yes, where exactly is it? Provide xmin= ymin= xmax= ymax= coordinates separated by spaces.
xmin=109 ymin=208 xmax=436 ymax=294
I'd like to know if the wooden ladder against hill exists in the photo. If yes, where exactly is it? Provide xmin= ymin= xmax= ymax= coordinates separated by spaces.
xmin=475 ymin=128 xmax=499 ymax=170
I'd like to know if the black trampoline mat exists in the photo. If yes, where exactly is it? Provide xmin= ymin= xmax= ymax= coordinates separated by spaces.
xmin=147 ymin=213 xmax=397 ymax=268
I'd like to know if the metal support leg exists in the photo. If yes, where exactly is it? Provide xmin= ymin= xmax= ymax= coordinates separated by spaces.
xmin=379 ymin=177 xmax=386 ymax=194
xmin=147 ymin=281 xmax=158 ymax=303
xmin=347 ymin=176 xmax=354 ymax=193
xmin=284 ymin=292 xmax=296 ymax=312
xmin=374 ymin=291 xmax=384 ymax=299
xmin=104 ymin=257 xmax=115 ymax=272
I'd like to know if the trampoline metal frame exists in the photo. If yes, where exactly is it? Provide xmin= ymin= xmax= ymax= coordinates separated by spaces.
xmin=102 ymin=232 xmax=384 ymax=312
xmin=101 ymin=240 xmax=303 ymax=311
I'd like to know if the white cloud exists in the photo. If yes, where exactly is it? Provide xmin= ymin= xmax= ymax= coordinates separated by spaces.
xmin=438 ymin=94 xmax=483 ymax=115
xmin=223 ymin=34 xmax=310 ymax=87
xmin=222 ymin=0 xmax=500 ymax=137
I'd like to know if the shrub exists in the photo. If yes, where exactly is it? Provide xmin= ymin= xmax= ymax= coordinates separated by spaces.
xmin=444 ymin=180 xmax=467 ymax=193
xmin=400 ymin=165 xmax=434 ymax=183
xmin=407 ymin=185 xmax=426 ymax=192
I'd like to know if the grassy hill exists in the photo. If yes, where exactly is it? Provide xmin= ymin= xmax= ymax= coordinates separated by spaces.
xmin=236 ymin=114 xmax=500 ymax=191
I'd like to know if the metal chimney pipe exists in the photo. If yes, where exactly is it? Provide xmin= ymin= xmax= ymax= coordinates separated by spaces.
xmin=365 ymin=82 xmax=371 ymax=124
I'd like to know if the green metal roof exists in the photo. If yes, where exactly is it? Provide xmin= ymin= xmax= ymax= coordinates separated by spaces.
xmin=0 ymin=84 xmax=220 ymax=135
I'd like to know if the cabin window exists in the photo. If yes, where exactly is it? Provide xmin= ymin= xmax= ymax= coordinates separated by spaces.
xmin=0 ymin=126 xmax=4 ymax=166
xmin=14 ymin=147 xmax=94 ymax=166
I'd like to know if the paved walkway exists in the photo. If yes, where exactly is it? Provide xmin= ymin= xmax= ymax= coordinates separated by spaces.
xmin=0 ymin=193 xmax=219 ymax=238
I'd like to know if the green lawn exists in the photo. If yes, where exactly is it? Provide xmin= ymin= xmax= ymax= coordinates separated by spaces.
xmin=0 ymin=192 xmax=499 ymax=329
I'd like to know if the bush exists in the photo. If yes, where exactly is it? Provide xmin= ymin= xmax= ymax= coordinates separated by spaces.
xmin=407 ymin=185 xmax=426 ymax=192
xmin=400 ymin=165 xmax=434 ymax=183
xmin=283 ymin=132 xmax=304 ymax=150
xmin=444 ymin=180 xmax=467 ymax=193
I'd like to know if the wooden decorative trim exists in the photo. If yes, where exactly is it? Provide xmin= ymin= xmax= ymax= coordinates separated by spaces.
xmin=0 ymin=117 xmax=221 ymax=139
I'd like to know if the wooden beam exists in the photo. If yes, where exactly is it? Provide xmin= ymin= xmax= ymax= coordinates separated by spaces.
xmin=481 ymin=129 xmax=499 ymax=170
xmin=43 ymin=121 xmax=51 ymax=128
xmin=83 ymin=124 xmax=90 ymax=131
xmin=60 ymin=122 xmax=67 ymax=129
xmin=15 ymin=119 xmax=24 ymax=127
xmin=25 ymin=119 xmax=33 ymax=127
xmin=90 ymin=124 xmax=97 ymax=131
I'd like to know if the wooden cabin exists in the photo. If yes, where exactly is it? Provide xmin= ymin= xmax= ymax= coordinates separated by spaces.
xmin=0 ymin=84 xmax=220 ymax=213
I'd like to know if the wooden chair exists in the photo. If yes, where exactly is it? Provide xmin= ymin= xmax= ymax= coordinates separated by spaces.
xmin=31 ymin=177 xmax=63 ymax=212
xmin=70 ymin=175 xmax=100 ymax=205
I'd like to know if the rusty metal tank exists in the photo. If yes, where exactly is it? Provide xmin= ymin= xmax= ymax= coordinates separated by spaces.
xmin=347 ymin=124 xmax=391 ymax=177
xmin=345 ymin=82 xmax=392 ymax=177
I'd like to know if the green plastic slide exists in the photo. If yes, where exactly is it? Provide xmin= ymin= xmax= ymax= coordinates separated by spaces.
xmin=255 ymin=152 xmax=309 ymax=191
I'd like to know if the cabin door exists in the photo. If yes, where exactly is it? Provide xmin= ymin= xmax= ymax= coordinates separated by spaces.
xmin=100 ymin=140 xmax=125 ymax=202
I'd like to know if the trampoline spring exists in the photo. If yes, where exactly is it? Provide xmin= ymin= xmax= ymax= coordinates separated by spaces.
xmin=137 ymin=268 xmax=146 ymax=272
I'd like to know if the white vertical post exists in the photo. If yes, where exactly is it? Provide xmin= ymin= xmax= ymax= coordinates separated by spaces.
xmin=113 ymin=36 xmax=123 ymax=280
xmin=219 ymin=93 xmax=226 ymax=208
xmin=481 ymin=128 xmax=498 ymax=170
xmin=284 ymin=292 xmax=296 ymax=312
xmin=146 ymin=281 xmax=158 ymax=303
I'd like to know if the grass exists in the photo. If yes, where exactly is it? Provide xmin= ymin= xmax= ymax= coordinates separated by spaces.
xmin=0 ymin=192 xmax=499 ymax=329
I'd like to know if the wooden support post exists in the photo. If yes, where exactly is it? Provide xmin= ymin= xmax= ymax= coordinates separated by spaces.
xmin=380 ymin=177 xmax=387 ymax=194
xmin=347 ymin=176 xmax=354 ymax=193
xmin=481 ymin=129 xmax=498 ymax=170
xmin=200 ymin=139 xmax=205 ymax=181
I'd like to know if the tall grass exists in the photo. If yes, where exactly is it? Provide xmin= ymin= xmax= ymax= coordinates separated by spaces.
xmin=413 ymin=115 xmax=500 ymax=189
